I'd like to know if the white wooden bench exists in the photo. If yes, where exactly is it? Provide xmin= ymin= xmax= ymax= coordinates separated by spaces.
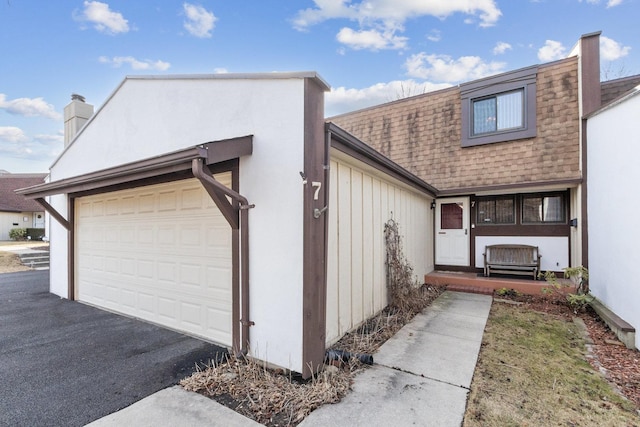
xmin=483 ymin=244 xmax=541 ymax=280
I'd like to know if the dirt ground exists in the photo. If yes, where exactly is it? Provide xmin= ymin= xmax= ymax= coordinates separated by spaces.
xmin=0 ymin=242 xmax=49 ymax=274
xmin=0 ymin=252 xmax=30 ymax=273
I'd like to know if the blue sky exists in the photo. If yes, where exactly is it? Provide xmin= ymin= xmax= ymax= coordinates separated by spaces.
xmin=0 ymin=0 xmax=637 ymax=173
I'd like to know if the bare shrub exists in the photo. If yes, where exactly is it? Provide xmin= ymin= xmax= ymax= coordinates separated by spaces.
xmin=181 ymin=354 xmax=351 ymax=426
xmin=384 ymin=218 xmax=427 ymax=314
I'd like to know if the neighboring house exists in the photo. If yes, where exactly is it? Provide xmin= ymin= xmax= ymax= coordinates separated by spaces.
xmin=331 ymin=32 xmax=640 ymax=279
xmin=586 ymin=83 xmax=640 ymax=349
xmin=0 ymin=172 xmax=46 ymax=240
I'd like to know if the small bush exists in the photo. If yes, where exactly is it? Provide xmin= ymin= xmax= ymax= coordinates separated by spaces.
xmin=541 ymin=266 xmax=592 ymax=313
xmin=26 ymin=228 xmax=45 ymax=240
xmin=496 ymin=288 xmax=521 ymax=297
xmin=9 ymin=228 xmax=27 ymax=241
xmin=566 ymin=293 xmax=595 ymax=312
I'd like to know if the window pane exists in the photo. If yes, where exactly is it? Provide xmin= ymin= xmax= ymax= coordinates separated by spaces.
xmin=473 ymin=98 xmax=496 ymax=134
xmin=495 ymin=198 xmax=515 ymax=223
xmin=497 ymin=90 xmax=523 ymax=130
xmin=522 ymin=196 xmax=543 ymax=222
xmin=543 ymin=196 xmax=563 ymax=222
xmin=522 ymin=194 xmax=564 ymax=223
xmin=441 ymin=203 xmax=463 ymax=229
xmin=477 ymin=197 xmax=514 ymax=224
xmin=477 ymin=200 xmax=494 ymax=223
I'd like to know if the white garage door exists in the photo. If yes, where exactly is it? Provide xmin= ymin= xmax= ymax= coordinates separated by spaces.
xmin=75 ymin=176 xmax=233 ymax=346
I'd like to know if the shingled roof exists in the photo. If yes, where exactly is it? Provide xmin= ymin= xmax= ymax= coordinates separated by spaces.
xmin=0 ymin=173 xmax=47 ymax=212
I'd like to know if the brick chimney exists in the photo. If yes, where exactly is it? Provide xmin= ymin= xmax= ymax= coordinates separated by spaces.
xmin=64 ymin=94 xmax=94 ymax=147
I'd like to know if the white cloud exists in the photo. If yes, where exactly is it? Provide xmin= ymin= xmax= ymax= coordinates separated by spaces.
xmin=0 ymin=126 xmax=28 ymax=144
xmin=294 ymin=0 xmax=501 ymax=29
xmin=600 ymin=36 xmax=631 ymax=61
xmin=0 ymin=127 xmax=64 ymax=163
xmin=336 ymin=27 xmax=407 ymax=50
xmin=213 ymin=68 xmax=229 ymax=74
xmin=404 ymin=53 xmax=506 ymax=83
xmin=293 ymin=0 xmax=355 ymax=30
xmin=0 ymin=94 xmax=61 ymax=120
xmin=183 ymin=3 xmax=217 ymax=38
xmin=75 ymin=1 xmax=129 ymax=35
xmin=99 ymin=56 xmax=171 ymax=71
xmin=493 ymin=41 xmax=512 ymax=55
xmin=427 ymin=29 xmax=441 ymax=42
xmin=537 ymin=40 xmax=566 ymax=62
xmin=293 ymin=0 xmax=501 ymax=51
xmin=579 ymin=0 xmax=624 ymax=6
xmin=326 ymin=80 xmax=451 ymax=116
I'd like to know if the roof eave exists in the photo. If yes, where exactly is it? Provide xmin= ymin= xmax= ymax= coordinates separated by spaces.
xmin=17 ymin=135 xmax=253 ymax=199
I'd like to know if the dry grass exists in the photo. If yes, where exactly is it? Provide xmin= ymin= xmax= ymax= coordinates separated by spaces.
xmin=0 ymin=251 xmax=30 ymax=273
xmin=181 ymin=354 xmax=351 ymax=426
xmin=464 ymin=302 xmax=640 ymax=427
xmin=333 ymin=284 xmax=445 ymax=357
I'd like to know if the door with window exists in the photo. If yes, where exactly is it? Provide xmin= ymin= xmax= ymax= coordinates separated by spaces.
xmin=435 ymin=197 xmax=470 ymax=266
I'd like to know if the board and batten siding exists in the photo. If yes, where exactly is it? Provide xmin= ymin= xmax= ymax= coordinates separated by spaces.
xmin=326 ymin=150 xmax=433 ymax=345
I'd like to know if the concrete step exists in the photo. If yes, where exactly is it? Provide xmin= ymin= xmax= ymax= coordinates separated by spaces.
xmin=21 ymin=260 xmax=49 ymax=267
xmin=17 ymin=252 xmax=50 ymax=269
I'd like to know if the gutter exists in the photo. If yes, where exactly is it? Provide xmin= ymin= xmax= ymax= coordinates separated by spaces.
xmin=191 ymin=158 xmax=254 ymax=355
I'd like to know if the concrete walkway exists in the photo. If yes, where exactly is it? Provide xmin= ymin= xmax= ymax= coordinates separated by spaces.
xmin=89 ymin=291 xmax=493 ymax=426
xmin=301 ymin=291 xmax=492 ymax=426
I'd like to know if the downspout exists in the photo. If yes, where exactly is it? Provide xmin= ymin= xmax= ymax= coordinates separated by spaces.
xmin=192 ymin=158 xmax=254 ymax=355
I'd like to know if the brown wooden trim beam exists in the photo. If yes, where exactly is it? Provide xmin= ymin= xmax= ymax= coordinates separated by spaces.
xmin=34 ymin=197 xmax=71 ymax=230
xmin=191 ymin=157 xmax=254 ymax=356
xmin=15 ymin=136 xmax=253 ymax=199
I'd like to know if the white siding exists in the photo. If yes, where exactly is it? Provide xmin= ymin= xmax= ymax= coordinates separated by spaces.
xmin=326 ymin=150 xmax=433 ymax=345
xmin=475 ymin=236 xmax=569 ymax=272
xmin=0 ymin=212 xmax=33 ymax=241
xmin=587 ymin=89 xmax=640 ymax=349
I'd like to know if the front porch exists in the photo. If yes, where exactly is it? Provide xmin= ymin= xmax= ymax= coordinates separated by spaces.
xmin=424 ymin=271 xmax=574 ymax=296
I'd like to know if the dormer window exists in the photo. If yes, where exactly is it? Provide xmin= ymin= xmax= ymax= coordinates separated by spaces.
xmin=472 ymin=89 xmax=524 ymax=135
xmin=461 ymin=65 xmax=537 ymax=147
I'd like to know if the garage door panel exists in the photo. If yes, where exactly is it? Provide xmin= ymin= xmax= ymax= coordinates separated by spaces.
xmin=76 ymin=176 xmax=233 ymax=347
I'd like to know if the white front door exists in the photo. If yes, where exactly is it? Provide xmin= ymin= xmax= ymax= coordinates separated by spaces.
xmin=33 ymin=212 xmax=45 ymax=228
xmin=435 ymin=197 xmax=470 ymax=266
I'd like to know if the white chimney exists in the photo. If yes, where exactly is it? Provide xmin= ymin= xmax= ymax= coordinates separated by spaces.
xmin=64 ymin=94 xmax=94 ymax=147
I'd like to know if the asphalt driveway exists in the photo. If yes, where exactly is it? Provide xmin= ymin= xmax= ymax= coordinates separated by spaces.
xmin=0 ymin=270 xmax=227 ymax=427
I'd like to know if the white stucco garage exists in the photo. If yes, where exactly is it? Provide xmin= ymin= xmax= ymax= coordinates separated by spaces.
xmin=18 ymin=73 xmax=437 ymax=378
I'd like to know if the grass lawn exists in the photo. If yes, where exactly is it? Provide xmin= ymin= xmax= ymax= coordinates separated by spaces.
xmin=464 ymin=301 xmax=639 ymax=426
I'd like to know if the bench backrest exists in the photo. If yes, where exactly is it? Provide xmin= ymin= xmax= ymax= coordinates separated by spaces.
xmin=485 ymin=244 xmax=539 ymax=265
